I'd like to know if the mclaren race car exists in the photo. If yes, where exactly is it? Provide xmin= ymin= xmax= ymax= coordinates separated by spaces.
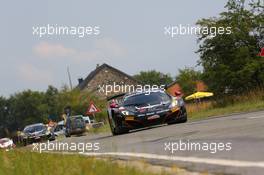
xmin=21 ymin=123 xmax=55 ymax=146
xmin=107 ymin=90 xmax=187 ymax=135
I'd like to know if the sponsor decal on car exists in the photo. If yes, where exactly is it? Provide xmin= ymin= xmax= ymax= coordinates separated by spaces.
xmin=147 ymin=115 xmax=160 ymax=120
xmin=125 ymin=116 xmax=135 ymax=121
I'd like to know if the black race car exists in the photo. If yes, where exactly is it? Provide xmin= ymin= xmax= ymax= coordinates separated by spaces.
xmin=21 ymin=123 xmax=55 ymax=146
xmin=107 ymin=90 xmax=187 ymax=135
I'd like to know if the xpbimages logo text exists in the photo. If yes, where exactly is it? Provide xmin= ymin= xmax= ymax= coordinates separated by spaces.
xmin=164 ymin=140 xmax=232 ymax=154
xmin=98 ymin=82 xmax=166 ymax=95
xmin=32 ymin=24 xmax=100 ymax=38
xmin=164 ymin=24 xmax=232 ymax=38
xmin=32 ymin=141 xmax=100 ymax=154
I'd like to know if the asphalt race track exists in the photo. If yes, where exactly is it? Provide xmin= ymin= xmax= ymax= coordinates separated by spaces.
xmin=59 ymin=110 xmax=264 ymax=175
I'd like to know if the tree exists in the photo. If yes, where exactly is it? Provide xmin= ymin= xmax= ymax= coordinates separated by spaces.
xmin=197 ymin=0 xmax=264 ymax=95
xmin=8 ymin=90 xmax=48 ymax=131
xmin=134 ymin=70 xmax=173 ymax=86
xmin=0 ymin=97 xmax=9 ymax=137
xmin=175 ymin=68 xmax=203 ymax=96
xmin=56 ymin=89 xmax=107 ymax=121
xmin=196 ymin=81 xmax=208 ymax=92
xmin=44 ymin=86 xmax=60 ymax=121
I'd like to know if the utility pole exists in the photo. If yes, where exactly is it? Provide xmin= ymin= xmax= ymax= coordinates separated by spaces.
xmin=67 ymin=66 xmax=73 ymax=90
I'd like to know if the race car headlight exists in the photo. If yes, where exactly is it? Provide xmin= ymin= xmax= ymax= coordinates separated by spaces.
xmin=121 ymin=110 xmax=130 ymax=116
xmin=177 ymin=98 xmax=184 ymax=106
xmin=170 ymin=98 xmax=184 ymax=108
xmin=170 ymin=99 xmax=178 ymax=107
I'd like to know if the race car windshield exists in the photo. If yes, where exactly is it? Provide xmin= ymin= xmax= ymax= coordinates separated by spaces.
xmin=123 ymin=92 xmax=169 ymax=107
xmin=0 ymin=139 xmax=9 ymax=144
xmin=24 ymin=125 xmax=45 ymax=133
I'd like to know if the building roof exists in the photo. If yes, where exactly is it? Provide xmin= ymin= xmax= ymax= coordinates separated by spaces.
xmin=77 ymin=63 xmax=141 ymax=90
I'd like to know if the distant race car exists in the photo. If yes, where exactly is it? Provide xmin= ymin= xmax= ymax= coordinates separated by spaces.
xmin=107 ymin=90 xmax=187 ymax=135
xmin=54 ymin=121 xmax=65 ymax=137
xmin=65 ymin=116 xmax=86 ymax=137
xmin=0 ymin=138 xmax=15 ymax=150
xmin=21 ymin=123 xmax=55 ymax=146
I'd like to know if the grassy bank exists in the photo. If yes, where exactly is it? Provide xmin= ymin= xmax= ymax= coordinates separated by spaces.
xmin=0 ymin=150 xmax=165 ymax=175
xmin=187 ymin=89 xmax=264 ymax=121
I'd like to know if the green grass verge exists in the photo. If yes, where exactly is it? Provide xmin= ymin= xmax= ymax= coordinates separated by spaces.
xmin=0 ymin=150 xmax=164 ymax=175
xmin=188 ymin=99 xmax=264 ymax=121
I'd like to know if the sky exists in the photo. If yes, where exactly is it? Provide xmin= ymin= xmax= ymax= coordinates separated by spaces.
xmin=0 ymin=0 xmax=228 ymax=96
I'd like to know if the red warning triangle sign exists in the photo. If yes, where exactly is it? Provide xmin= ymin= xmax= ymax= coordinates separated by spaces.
xmin=258 ymin=48 xmax=264 ymax=57
xmin=86 ymin=101 xmax=101 ymax=114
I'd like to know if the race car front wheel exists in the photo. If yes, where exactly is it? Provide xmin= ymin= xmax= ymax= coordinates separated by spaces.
xmin=113 ymin=126 xmax=129 ymax=135
xmin=167 ymin=106 xmax=187 ymax=124
xmin=107 ymin=113 xmax=128 ymax=135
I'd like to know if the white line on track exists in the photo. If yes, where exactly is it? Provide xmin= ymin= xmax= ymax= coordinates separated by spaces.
xmin=248 ymin=115 xmax=264 ymax=119
xmin=81 ymin=152 xmax=264 ymax=168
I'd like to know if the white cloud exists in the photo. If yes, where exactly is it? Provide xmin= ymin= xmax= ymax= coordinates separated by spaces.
xmin=18 ymin=64 xmax=53 ymax=84
xmin=95 ymin=38 xmax=127 ymax=57
xmin=33 ymin=38 xmax=127 ymax=62
xmin=33 ymin=42 xmax=76 ymax=57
